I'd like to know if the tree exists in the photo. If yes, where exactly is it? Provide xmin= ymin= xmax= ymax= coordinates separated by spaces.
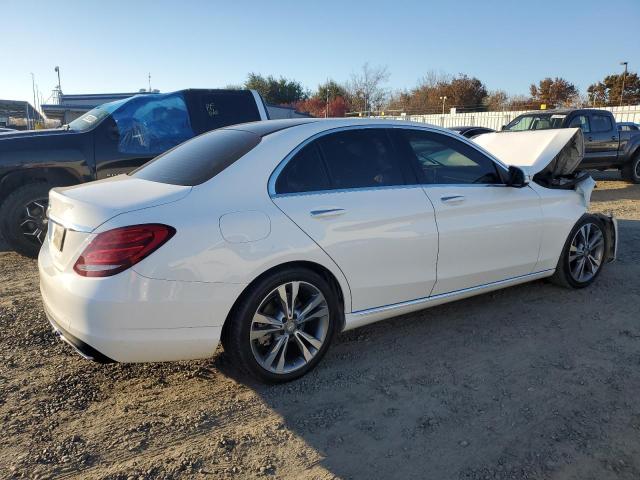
xmin=587 ymin=72 xmax=640 ymax=106
xmin=316 ymin=80 xmax=348 ymax=102
xmin=484 ymin=90 xmax=509 ymax=111
xmin=294 ymin=96 xmax=349 ymax=118
xmin=347 ymin=63 xmax=390 ymax=113
xmin=244 ymin=73 xmax=308 ymax=105
xmin=529 ymin=77 xmax=578 ymax=107
xmin=387 ymin=72 xmax=488 ymax=114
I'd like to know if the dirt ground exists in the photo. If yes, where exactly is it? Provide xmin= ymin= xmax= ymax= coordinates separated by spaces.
xmin=1 ymin=172 xmax=639 ymax=480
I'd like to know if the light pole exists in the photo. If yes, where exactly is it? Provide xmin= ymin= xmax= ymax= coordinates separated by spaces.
xmin=439 ymin=96 xmax=447 ymax=115
xmin=30 ymin=73 xmax=37 ymax=128
xmin=620 ymin=61 xmax=628 ymax=107
xmin=325 ymin=79 xmax=329 ymax=118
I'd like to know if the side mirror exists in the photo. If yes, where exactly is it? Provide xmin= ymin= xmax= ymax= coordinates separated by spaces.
xmin=507 ymin=165 xmax=528 ymax=188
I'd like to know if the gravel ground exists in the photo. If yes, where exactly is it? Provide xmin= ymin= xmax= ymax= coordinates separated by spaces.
xmin=1 ymin=173 xmax=639 ymax=480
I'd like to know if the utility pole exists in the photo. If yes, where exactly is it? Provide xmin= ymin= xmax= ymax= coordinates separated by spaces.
xmin=620 ymin=61 xmax=628 ymax=106
xmin=325 ymin=78 xmax=329 ymax=118
xmin=30 ymin=73 xmax=37 ymax=122
xmin=54 ymin=66 xmax=62 ymax=92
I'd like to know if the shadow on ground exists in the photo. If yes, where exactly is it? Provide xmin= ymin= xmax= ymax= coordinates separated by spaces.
xmin=218 ymin=219 xmax=640 ymax=479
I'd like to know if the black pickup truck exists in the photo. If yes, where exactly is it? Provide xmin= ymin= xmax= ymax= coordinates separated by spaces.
xmin=503 ymin=108 xmax=640 ymax=183
xmin=0 ymin=89 xmax=271 ymax=256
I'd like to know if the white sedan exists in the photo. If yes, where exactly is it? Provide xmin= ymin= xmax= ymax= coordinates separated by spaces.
xmin=39 ymin=119 xmax=617 ymax=382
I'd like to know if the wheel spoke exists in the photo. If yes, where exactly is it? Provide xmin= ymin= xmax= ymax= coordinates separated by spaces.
xmin=588 ymin=230 xmax=603 ymax=250
xmin=276 ymin=285 xmax=289 ymax=318
xmin=298 ymin=294 xmax=323 ymax=320
xmin=250 ymin=325 xmax=283 ymax=341
xmin=276 ymin=337 xmax=289 ymax=374
xmin=297 ymin=306 xmax=329 ymax=325
xmin=296 ymin=329 xmax=323 ymax=350
xmin=294 ymin=333 xmax=313 ymax=362
xmin=253 ymin=312 xmax=282 ymax=327
xmin=289 ymin=282 xmax=300 ymax=318
xmin=264 ymin=335 xmax=287 ymax=367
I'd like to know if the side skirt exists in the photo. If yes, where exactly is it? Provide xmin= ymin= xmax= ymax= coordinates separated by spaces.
xmin=343 ymin=269 xmax=555 ymax=331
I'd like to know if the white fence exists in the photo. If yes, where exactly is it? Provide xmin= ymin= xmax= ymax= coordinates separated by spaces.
xmin=379 ymin=105 xmax=640 ymax=129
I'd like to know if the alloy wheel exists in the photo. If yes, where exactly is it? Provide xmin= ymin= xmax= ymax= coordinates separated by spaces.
xmin=18 ymin=198 xmax=49 ymax=245
xmin=568 ymin=222 xmax=605 ymax=283
xmin=250 ymin=281 xmax=330 ymax=375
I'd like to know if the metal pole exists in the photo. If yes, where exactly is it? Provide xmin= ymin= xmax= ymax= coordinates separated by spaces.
xmin=55 ymin=66 xmax=62 ymax=92
xmin=325 ymin=78 xmax=329 ymax=118
xmin=31 ymin=73 xmax=37 ymax=122
xmin=620 ymin=62 xmax=628 ymax=107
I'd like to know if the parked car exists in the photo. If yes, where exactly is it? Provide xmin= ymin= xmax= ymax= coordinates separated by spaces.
xmin=503 ymin=109 xmax=640 ymax=183
xmin=617 ymin=121 xmax=640 ymax=132
xmin=39 ymin=119 xmax=616 ymax=383
xmin=448 ymin=125 xmax=495 ymax=138
xmin=0 ymin=89 xmax=271 ymax=257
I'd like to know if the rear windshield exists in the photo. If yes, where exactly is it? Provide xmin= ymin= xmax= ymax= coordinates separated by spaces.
xmin=131 ymin=129 xmax=260 ymax=186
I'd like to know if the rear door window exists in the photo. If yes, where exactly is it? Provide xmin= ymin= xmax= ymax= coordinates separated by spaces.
xmin=317 ymin=129 xmax=408 ymax=189
xmin=591 ymin=114 xmax=613 ymax=133
xmin=568 ymin=115 xmax=591 ymax=133
xmin=275 ymin=143 xmax=330 ymax=194
xmin=131 ymin=128 xmax=260 ymax=186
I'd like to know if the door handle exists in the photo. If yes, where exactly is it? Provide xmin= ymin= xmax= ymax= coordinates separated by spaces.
xmin=440 ymin=195 xmax=465 ymax=205
xmin=310 ymin=208 xmax=346 ymax=218
xmin=587 ymin=136 xmax=593 ymax=141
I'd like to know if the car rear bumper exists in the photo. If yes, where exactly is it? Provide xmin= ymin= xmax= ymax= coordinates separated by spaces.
xmin=39 ymin=246 xmax=245 ymax=363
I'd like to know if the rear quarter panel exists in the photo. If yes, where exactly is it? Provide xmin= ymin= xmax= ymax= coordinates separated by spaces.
xmin=94 ymin=134 xmax=354 ymax=312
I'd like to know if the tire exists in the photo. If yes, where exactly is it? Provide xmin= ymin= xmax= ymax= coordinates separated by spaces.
xmin=549 ymin=215 xmax=607 ymax=289
xmin=0 ymin=182 xmax=52 ymax=258
xmin=621 ymin=153 xmax=640 ymax=184
xmin=222 ymin=267 xmax=340 ymax=383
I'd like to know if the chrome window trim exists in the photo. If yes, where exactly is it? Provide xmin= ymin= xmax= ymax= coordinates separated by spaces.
xmin=267 ymin=123 xmax=509 ymax=197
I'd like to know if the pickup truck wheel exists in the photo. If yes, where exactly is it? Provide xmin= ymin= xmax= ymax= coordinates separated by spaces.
xmin=0 ymin=183 xmax=52 ymax=258
xmin=621 ymin=154 xmax=640 ymax=184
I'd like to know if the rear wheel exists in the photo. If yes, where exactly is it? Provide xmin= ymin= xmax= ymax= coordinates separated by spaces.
xmin=222 ymin=268 xmax=339 ymax=383
xmin=621 ymin=154 xmax=640 ymax=184
xmin=550 ymin=215 xmax=607 ymax=289
xmin=0 ymin=183 xmax=51 ymax=257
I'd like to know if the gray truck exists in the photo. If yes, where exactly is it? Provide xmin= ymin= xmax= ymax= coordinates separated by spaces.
xmin=503 ymin=108 xmax=640 ymax=183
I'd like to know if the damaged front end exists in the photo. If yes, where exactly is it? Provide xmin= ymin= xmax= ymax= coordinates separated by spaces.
xmin=473 ymin=128 xmax=617 ymax=262
xmin=594 ymin=213 xmax=618 ymax=263
xmin=474 ymin=128 xmax=595 ymax=204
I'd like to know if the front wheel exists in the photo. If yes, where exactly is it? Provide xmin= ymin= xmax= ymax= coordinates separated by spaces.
xmin=550 ymin=215 xmax=607 ymax=289
xmin=0 ymin=183 xmax=52 ymax=257
xmin=222 ymin=268 xmax=340 ymax=383
xmin=621 ymin=154 xmax=640 ymax=184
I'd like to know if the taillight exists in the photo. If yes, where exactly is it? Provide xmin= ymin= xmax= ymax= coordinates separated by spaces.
xmin=74 ymin=224 xmax=175 ymax=277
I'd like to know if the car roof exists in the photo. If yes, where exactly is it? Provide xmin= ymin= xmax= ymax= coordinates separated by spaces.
xmin=449 ymin=126 xmax=493 ymax=132
xmin=223 ymin=117 xmax=457 ymax=138
xmin=223 ymin=118 xmax=319 ymax=137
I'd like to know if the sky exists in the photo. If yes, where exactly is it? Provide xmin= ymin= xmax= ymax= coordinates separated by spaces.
xmin=2 ymin=0 xmax=639 ymax=106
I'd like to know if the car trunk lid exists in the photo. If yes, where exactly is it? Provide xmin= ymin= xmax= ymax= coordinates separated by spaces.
xmin=46 ymin=175 xmax=191 ymax=270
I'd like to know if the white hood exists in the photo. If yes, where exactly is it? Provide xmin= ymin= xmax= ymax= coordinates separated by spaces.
xmin=472 ymin=128 xmax=585 ymax=176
